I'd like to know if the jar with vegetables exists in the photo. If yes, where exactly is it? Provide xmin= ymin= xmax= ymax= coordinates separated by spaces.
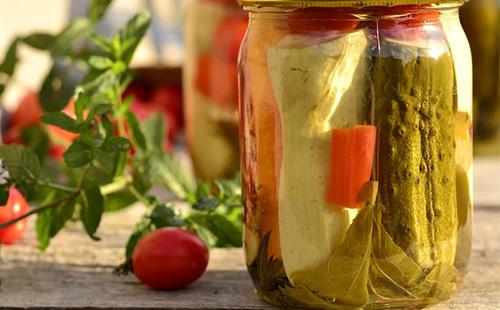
xmin=238 ymin=0 xmax=473 ymax=309
xmin=184 ymin=0 xmax=248 ymax=180
xmin=461 ymin=0 xmax=500 ymax=153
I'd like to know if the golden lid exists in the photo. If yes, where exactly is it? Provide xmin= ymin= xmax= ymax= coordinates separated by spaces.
xmin=237 ymin=0 xmax=464 ymax=8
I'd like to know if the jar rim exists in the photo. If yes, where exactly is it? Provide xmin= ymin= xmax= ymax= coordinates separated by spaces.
xmin=238 ymin=0 xmax=465 ymax=9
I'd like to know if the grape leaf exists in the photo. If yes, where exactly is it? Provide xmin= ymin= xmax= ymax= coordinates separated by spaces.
xmin=291 ymin=202 xmax=374 ymax=307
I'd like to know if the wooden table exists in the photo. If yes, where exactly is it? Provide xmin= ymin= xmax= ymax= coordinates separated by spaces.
xmin=1 ymin=159 xmax=499 ymax=309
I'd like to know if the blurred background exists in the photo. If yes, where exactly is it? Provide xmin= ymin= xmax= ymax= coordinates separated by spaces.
xmin=0 ymin=0 xmax=498 ymax=204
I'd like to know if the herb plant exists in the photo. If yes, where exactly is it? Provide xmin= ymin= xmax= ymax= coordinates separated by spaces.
xmin=0 ymin=0 xmax=242 ymax=281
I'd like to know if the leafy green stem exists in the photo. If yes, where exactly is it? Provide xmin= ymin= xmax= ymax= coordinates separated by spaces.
xmin=127 ymin=184 xmax=151 ymax=207
xmin=38 ymin=180 xmax=79 ymax=193
xmin=0 ymin=191 xmax=80 ymax=229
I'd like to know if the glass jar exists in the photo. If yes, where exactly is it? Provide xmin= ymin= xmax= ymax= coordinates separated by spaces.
xmin=238 ymin=1 xmax=473 ymax=309
xmin=461 ymin=0 xmax=500 ymax=154
xmin=184 ymin=0 xmax=248 ymax=180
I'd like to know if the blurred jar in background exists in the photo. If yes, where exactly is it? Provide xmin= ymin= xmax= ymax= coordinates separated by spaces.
xmin=184 ymin=0 xmax=248 ymax=180
xmin=461 ymin=0 xmax=500 ymax=153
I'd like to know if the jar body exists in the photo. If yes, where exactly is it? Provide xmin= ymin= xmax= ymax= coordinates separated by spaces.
xmin=240 ymin=4 xmax=473 ymax=309
xmin=184 ymin=0 xmax=248 ymax=180
xmin=461 ymin=0 xmax=500 ymax=153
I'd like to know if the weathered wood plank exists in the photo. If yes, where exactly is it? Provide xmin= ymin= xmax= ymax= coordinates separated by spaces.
xmin=0 ymin=206 xmax=498 ymax=309
xmin=474 ymin=158 xmax=500 ymax=207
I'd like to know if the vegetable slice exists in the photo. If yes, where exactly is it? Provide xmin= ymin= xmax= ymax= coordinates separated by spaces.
xmin=326 ymin=125 xmax=377 ymax=208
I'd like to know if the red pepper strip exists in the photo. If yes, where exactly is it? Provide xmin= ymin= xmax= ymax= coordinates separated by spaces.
xmin=288 ymin=8 xmax=360 ymax=35
xmin=326 ymin=125 xmax=377 ymax=209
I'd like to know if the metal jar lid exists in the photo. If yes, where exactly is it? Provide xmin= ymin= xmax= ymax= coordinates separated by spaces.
xmin=237 ymin=0 xmax=464 ymax=9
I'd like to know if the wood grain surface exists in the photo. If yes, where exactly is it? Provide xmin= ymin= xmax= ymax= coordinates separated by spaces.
xmin=0 ymin=159 xmax=499 ymax=309
xmin=1 ymin=205 xmax=498 ymax=309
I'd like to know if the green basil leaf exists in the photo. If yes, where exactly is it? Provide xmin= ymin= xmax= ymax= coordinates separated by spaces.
xmin=90 ymin=33 xmax=113 ymax=54
xmin=100 ymin=114 xmax=115 ymax=137
xmin=193 ymin=197 xmax=219 ymax=211
xmin=0 ymin=185 xmax=9 ymax=206
xmin=103 ymin=190 xmax=137 ymax=212
xmin=88 ymin=56 xmax=114 ymax=70
xmin=0 ymin=39 xmax=19 ymax=75
xmin=151 ymin=153 xmax=195 ymax=200
xmin=40 ymin=62 xmax=78 ymax=112
xmin=124 ymin=110 xmax=147 ymax=151
xmin=87 ymin=103 xmax=113 ymax=120
xmin=116 ymin=11 xmax=151 ymax=64
xmin=63 ymin=140 xmax=94 ymax=168
xmin=102 ymin=136 xmax=131 ymax=153
xmin=150 ymin=204 xmax=184 ymax=228
xmin=0 ymin=39 xmax=19 ymax=96
xmin=42 ymin=112 xmax=81 ymax=133
xmin=142 ymin=112 xmax=165 ymax=154
xmin=80 ymin=185 xmax=103 ymax=240
xmin=87 ymin=0 xmax=113 ymax=23
xmin=20 ymin=126 xmax=50 ymax=163
xmin=205 ymin=213 xmax=242 ymax=247
xmin=50 ymin=19 xmax=93 ymax=57
xmin=0 ymin=145 xmax=41 ymax=185
xmin=22 ymin=33 xmax=56 ymax=50
xmin=36 ymin=197 xmax=76 ymax=250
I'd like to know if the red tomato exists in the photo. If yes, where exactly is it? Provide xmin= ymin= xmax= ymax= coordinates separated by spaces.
xmin=212 ymin=15 xmax=248 ymax=63
xmin=0 ymin=188 xmax=29 ymax=245
xmin=206 ymin=0 xmax=237 ymax=6
xmin=130 ymin=98 xmax=179 ymax=146
xmin=289 ymin=8 xmax=360 ymax=35
xmin=124 ymin=82 xmax=149 ymax=102
xmin=195 ymin=53 xmax=238 ymax=108
xmin=369 ymin=5 xmax=439 ymax=28
xmin=9 ymin=92 xmax=42 ymax=129
xmin=132 ymin=227 xmax=209 ymax=290
xmin=151 ymin=85 xmax=184 ymax=127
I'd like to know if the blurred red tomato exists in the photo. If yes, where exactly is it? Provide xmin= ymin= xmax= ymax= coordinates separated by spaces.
xmin=212 ymin=15 xmax=248 ymax=63
xmin=8 ymin=92 xmax=42 ymax=129
xmin=0 ymin=188 xmax=29 ymax=245
xmin=151 ymin=86 xmax=183 ymax=127
xmin=195 ymin=53 xmax=238 ymax=108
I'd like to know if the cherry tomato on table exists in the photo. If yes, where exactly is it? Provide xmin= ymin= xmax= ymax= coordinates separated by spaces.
xmin=0 ymin=188 xmax=29 ymax=245
xmin=132 ymin=227 xmax=209 ymax=291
